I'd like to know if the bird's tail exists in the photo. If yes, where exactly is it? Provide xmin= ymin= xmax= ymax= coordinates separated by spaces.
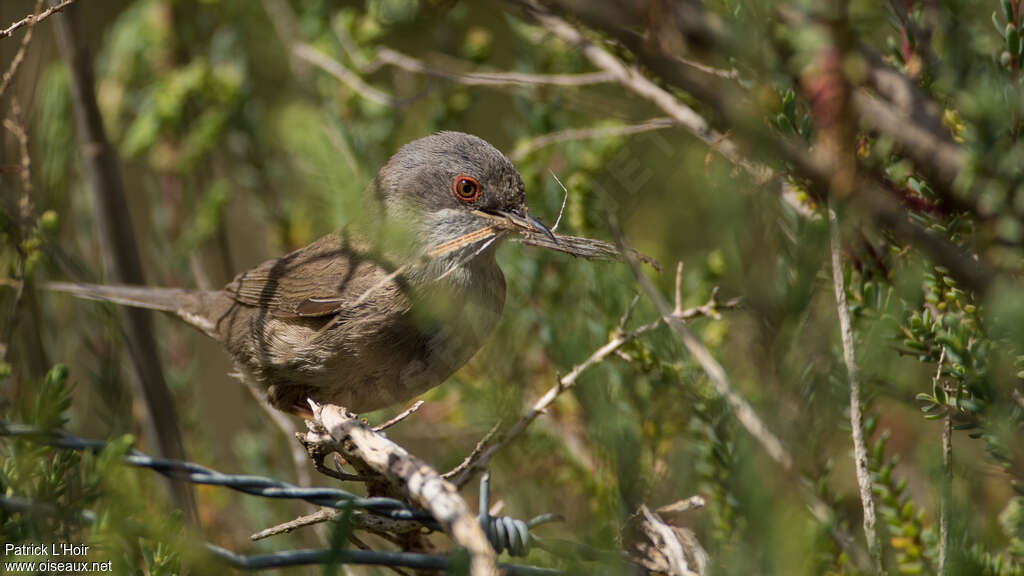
xmin=46 ymin=282 xmax=223 ymax=338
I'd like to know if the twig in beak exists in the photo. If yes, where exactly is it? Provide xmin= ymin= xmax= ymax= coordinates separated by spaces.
xmin=548 ymin=170 xmax=569 ymax=232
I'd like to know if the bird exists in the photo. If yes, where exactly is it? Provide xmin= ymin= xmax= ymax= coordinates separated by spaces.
xmin=49 ymin=132 xmax=553 ymax=416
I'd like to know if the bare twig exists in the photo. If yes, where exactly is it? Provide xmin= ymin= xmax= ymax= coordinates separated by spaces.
xmin=547 ymin=171 xmax=569 ymax=232
xmin=295 ymin=41 xmax=616 ymax=109
xmin=0 ymin=0 xmax=43 ymax=100
xmin=251 ymin=507 xmax=337 ymax=541
xmin=510 ymin=118 xmax=676 ymax=162
xmin=936 ymin=347 xmax=951 ymax=576
xmin=655 ymin=495 xmax=706 ymax=517
xmin=293 ymin=43 xmax=394 ymax=106
xmin=374 ymin=400 xmax=425 ymax=432
xmin=829 ymin=202 xmax=884 ymax=574
xmin=452 ymin=275 xmax=736 ymax=488
xmin=444 ymin=422 xmax=501 ymax=484
xmin=3 ymin=103 xmax=31 ymax=195
xmin=0 ymin=102 xmax=33 ymax=365
xmin=250 ymin=508 xmax=423 ymax=541
xmin=0 ymin=0 xmax=72 ymax=40
xmin=304 ymin=402 xmax=499 ymax=576
xmin=371 ymin=47 xmax=615 ymax=87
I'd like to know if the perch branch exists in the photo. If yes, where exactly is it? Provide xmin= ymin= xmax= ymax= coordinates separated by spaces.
xmin=303 ymin=402 xmax=499 ymax=576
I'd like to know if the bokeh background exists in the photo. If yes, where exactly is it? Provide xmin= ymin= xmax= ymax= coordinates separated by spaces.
xmin=2 ymin=1 xmax=1023 ymax=575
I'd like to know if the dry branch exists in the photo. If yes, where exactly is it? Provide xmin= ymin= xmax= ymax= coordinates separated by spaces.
xmin=302 ymin=402 xmax=499 ymax=576
xmin=452 ymin=273 xmax=737 ymax=488
xmin=0 ymin=0 xmax=74 ymax=40
xmin=0 ymin=0 xmax=43 ymax=100
xmin=370 ymin=47 xmax=615 ymax=87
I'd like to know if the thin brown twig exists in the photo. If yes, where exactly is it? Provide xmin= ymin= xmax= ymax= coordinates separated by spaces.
xmin=452 ymin=271 xmax=737 ymax=488
xmin=0 ymin=92 xmax=35 ymax=368
xmin=0 ymin=0 xmax=43 ymax=100
xmin=509 ymin=118 xmax=676 ymax=162
xmin=936 ymin=347 xmax=951 ymax=576
xmin=443 ymin=421 xmax=500 ymax=485
xmin=3 ymin=103 xmax=32 ymax=195
xmin=829 ymin=201 xmax=884 ymax=574
xmin=0 ymin=0 xmax=73 ymax=40
xmin=251 ymin=508 xmax=337 ymax=541
xmin=293 ymin=43 xmax=394 ymax=106
xmin=374 ymin=400 xmax=425 ymax=432
xmin=371 ymin=47 xmax=616 ymax=87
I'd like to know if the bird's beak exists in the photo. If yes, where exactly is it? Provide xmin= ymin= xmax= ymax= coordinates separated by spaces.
xmin=476 ymin=207 xmax=557 ymax=242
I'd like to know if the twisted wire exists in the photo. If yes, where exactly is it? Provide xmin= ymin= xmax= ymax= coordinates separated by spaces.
xmin=477 ymin=472 xmax=564 ymax=557
xmin=0 ymin=421 xmax=429 ymax=522
xmin=0 ymin=421 xmax=565 ymax=557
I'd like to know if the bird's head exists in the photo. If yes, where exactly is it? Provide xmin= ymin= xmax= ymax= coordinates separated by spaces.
xmin=374 ymin=131 xmax=551 ymax=255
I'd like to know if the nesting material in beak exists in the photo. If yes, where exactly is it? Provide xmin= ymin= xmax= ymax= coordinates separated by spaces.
xmin=470 ymin=209 xmax=661 ymax=271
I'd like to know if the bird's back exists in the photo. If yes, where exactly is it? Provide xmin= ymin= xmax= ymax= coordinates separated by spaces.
xmin=215 ymin=230 xmax=506 ymax=413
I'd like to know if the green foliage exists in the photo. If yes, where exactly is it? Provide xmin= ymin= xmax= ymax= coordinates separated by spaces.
xmin=6 ymin=0 xmax=1024 ymax=574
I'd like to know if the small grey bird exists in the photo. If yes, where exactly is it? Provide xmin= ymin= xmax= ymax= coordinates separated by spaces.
xmin=51 ymin=132 xmax=552 ymax=415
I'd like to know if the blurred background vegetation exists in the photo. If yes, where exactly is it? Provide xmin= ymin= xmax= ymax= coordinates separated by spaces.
xmin=2 ymin=0 xmax=1024 ymax=574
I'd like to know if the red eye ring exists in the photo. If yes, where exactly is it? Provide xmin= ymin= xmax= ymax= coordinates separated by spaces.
xmin=452 ymin=175 xmax=481 ymax=202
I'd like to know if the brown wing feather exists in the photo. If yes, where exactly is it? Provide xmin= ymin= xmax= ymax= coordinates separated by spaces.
xmin=222 ymin=231 xmax=405 ymax=318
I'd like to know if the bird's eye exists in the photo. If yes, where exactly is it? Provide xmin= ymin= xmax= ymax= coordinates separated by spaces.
xmin=452 ymin=175 xmax=481 ymax=202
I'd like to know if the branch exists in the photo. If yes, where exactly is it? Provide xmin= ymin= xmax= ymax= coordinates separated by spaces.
xmin=293 ymin=43 xmax=394 ymax=106
xmin=829 ymin=202 xmax=884 ymax=574
xmin=370 ymin=47 xmax=615 ymax=87
xmin=250 ymin=508 xmax=421 ymax=541
xmin=0 ymin=0 xmax=43 ymax=100
xmin=303 ymin=402 xmax=499 ymax=576
xmin=936 ymin=347 xmax=952 ymax=576
xmin=510 ymin=118 xmax=676 ymax=162
xmin=0 ymin=0 xmax=75 ymax=40
xmin=453 ymin=275 xmax=737 ymax=488
xmin=374 ymin=400 xmax=425 ymax=432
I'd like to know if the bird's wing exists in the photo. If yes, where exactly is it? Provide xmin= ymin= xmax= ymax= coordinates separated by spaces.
xmin=222 ymin=231 xmax=407 ymax=318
